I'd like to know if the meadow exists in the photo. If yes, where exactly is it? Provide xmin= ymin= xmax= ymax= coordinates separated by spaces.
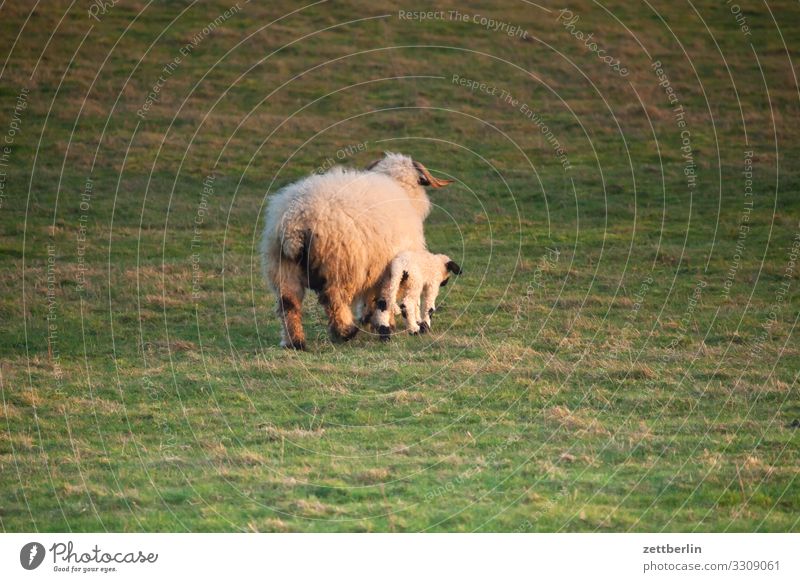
xmin=0 ymin=0 xmax=798 ymax=532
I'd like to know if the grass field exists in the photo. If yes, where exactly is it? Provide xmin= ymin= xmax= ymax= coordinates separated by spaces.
xmin=1 ymin=0 xmax=798 ymax=532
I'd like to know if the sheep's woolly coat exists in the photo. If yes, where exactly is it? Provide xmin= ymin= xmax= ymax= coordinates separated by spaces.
xmin=261 ymin=153 xmax=449 ymax=348
xmin=373 ymin=250 xmax=460 ymax=339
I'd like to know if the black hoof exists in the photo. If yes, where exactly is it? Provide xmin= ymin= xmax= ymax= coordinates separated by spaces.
xmin=284 ymin=340 xmax=306 ymax=351
xmin=409 ymin=330 xmax=419 ymax=336
xmin=331 ymin=325 xmax=359 ymax=343
xmin=419 ymin=321 xmax=430 ymax=334
xmin=378 ymin=325 xmax=392 ymax=342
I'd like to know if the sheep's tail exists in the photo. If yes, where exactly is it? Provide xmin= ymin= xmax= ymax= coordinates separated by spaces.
xmin=260 ymin=215 xmax=308 ymax=297
xmin=277 ymin=218 xmax=308 ymax=263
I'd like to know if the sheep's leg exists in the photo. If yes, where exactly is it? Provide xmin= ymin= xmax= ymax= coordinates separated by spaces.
xmin=277 ymin=293 xmax=306 ymax=349
xmin=358 ymin=289 xmax=378 ymax=330
xmin=321 ymin=288 xmax=358 ymax=342
xmin=268 ymin=254 xmax=307 ymax=350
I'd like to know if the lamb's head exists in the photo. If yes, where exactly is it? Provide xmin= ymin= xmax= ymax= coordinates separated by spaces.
xmin=419 ymin=254 xmax=462 ymax=333
xmin=433 ymin=254 xmax=462 ymax=288
xmin=366 ymin=152 xmax=454 ymax=191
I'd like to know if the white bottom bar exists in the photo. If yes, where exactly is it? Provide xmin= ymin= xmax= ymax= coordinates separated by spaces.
xmin=1 ymin=533 xmax=797 ymax=581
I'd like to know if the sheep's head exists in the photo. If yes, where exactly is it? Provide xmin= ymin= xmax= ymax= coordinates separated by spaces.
xmin=366 ymin=152 xmax=454 ymax=189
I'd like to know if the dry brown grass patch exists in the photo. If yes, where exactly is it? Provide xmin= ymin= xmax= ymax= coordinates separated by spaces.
xmin=260 ymin=424 xmax=325 ymax=441
xmin=354 ymin=467 xmax=391 ymax=484
xmin=545 ymin=405 xmax=609 ymax=436
xmin=386 ymin=390 xmax=426 ymax=404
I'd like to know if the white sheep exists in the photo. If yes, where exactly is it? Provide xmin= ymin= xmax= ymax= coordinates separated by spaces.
xmin=373 ymin=250 xmax=462 ymax=341
xmin=261 ymin=152 xmax=453 ymax=349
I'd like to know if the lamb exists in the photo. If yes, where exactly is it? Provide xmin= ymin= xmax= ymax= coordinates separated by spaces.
xmin=260 ymin=152 xmax=454 ymax=349
xmin=373 ymin=250 xmax=462 ymax=341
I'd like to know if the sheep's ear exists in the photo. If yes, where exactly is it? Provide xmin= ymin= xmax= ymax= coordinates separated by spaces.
xmin=413 ymin=160 xmax=454 ymax=188
xmin=365 ymin=151 xmax=388 ymax=170
xmin=446 ymin=261 xmax=462 ymax=275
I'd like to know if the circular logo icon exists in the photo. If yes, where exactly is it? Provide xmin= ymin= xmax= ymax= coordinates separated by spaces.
xmin=20 ymin=542 xmax=46 ymax=570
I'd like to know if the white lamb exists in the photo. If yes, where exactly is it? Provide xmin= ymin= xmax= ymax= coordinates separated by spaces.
xmin=373 ymin=250 xmax=462 ymax=341
xmin=261 ymin=152 xmax=454 ymax=349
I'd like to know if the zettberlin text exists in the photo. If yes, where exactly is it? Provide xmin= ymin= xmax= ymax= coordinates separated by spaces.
xmin=643 ymin=543 xmax=702 ymax=554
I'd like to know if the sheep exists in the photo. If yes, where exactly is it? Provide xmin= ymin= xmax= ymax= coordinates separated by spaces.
xmin=260 ymin=152 xmax=454 ymax=349
xmin=373 ymin=250 xmax=462 ymax=341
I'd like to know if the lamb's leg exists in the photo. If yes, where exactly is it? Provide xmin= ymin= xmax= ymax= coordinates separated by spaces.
xmin=419 ymin=284 xmax=440 ymax=334
xmin=372 ymin=302 xmax=392 ymax=342
xmin=372 ymin=298 xmax=397 ymax=341
xmin=401 ymin=285 xmax=423 ymax=335
xmin=374 ymin=261 xmax=404 ymax=341
xmin=321 ymin=287 xmax=358 ymax=342
xmin=268 ymin=253 xmax=307 ymax=350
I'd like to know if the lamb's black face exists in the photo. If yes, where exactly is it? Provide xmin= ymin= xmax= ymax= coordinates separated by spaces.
xmin=446 ymin=260 xmax=462 ymax=275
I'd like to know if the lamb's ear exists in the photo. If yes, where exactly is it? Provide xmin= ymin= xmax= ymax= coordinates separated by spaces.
xmin=446 ymin=260 xmax=462 ymax=275
xmin=413 ymin=160 xmax=454 ymax=188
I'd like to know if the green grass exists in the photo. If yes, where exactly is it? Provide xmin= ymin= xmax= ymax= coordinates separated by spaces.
xmin=1 ymin=0 xmax=798 ymax=532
